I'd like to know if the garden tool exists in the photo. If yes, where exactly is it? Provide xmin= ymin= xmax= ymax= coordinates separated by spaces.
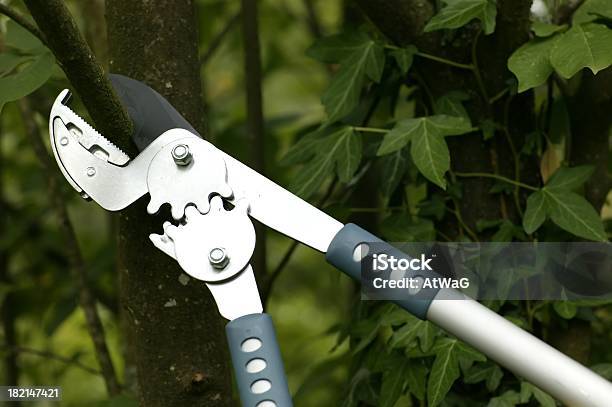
xmin=48 ymin=75 xmax=612 ymax=407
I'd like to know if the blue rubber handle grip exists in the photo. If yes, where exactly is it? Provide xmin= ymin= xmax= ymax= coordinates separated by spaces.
xmin=226 ymin=313 xmax=292 ymax=407
xmin=325 ymin=223 xmax=441 ymax=319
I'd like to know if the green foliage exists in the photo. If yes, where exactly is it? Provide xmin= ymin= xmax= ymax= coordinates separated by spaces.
xmin=379 ymin=149 xmax=408 ymax=197
xmin=523 ymin=166 xmax=606 ymax=241
xmin=425 ymin=0 xmax=498 ymax=35
xmin=318 ymin=36 xmax=385 ymax=121
xmin=509 ymin=0 xmax=612 ymax=92
xmin=520 ymin=382 xmax=556 ymax=407
xmin=377 ymin=115 xmax=472 ymax=188
xmin=292 ymin=2 xmax=612 ymax=405
xmin=0 ymin=21 xmax=55 ymax=112
xmin=286 ymin=126 xmax=362 ymax=198
xmin=531 ymin=21 xmax=568 ymax=37
xmin=464 ymin=362 xmax=503 ymax=391
xmin=390 ymin=46 xmax=418 ymax=74
xmin=523 ymin=191 xmax=548 ymax=233
xmin=379 ymin=359 xmax=410 ymax=407
xmin=508 ymin=37 xmax=557 ymax=92
xmin=573 ymin=0 xmax=612 ymax=24
xmin=427 ymin=338 xmax=486 ymax=406
xmin=550 ymin=23 xmax=612 ymax=78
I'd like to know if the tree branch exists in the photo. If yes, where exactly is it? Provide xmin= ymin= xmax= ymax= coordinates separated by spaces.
xmin=303 ymin=0 xmax=323 ymax=38
xmin=200 ymin=11 xmax=240 ymax=67
xmin=22 ymin=0 xmax=135 ymax=154
xmin=18 ymin=98 xmax=121 ymax=396
xmin=0 ymin=3 xmax=46 ymax=46
xmin=1 ymin=345 xmax=101 ymax=376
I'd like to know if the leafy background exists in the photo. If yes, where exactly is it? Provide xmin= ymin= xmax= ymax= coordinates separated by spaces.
xmin=1 ymin=0 xmax=612 ymax=406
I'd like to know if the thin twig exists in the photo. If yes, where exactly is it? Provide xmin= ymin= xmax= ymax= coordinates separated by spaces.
xmin=200 ymin=11 xmax=240 ymax=66
xmin=454 ymin=171 xmax=539 ymax=191
xmin=262 ymin=178 xmax=338 ymax=303
xmin=241 ymin=0 xmax=268 ymax=286
xmin=303 ymin=0 xmax=323 ymax=38
xmin=1 ymin=345 xmax=101 ymax=375
xmin=470 ymin=29 xmax=490 ymax=111
xmin=23 ymin=0 xmax=134 ymax=154
xmin=18 ymin=98 xmax=121 ymax=396
xmin=353 ymin=126 xmax=388 ymax=134
xmin=416 ymin=51 xmax=474 ymax=70
xmin=0 ymin=3 xmax=47 ymax=46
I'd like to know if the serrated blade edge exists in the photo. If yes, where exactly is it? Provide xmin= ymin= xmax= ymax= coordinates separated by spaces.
xmin=53 ymin=100 xmax=130 ymax=166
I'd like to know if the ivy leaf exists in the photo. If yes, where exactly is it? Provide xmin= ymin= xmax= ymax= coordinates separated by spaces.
xmin=378 ymin=116 xmax=472 ymax=188
xmin=5 ymin=19 xmax=45 ymax=51
xmin=434 ymin=92 xmax=471 ymax=124
xmin=427 ymin=338 xmax=486 ymax=407
xmin=491 ymin=220 xmax=522 ymax=242
xmin=424 ymin=0 xmax=498 ymax=35
xmin=427 ymin=339 xmax=461 ymax=407
xmin=377 ymin=119 xmax=421 ymax=155
xmin=480 ymin=119 xmax=502 ymax=140
xmin=379 ymin=359 xmax=409 ymax=407
xmin=322 ymin=40 xmax=385 ymax=121
xmin=390 ymin=45 xmax=418 ymax=74
xmin=306 ymin=30 xmax=371 ymax=63
xmin=532 ymin=21 xmax=568 ymax=37
xmin=550 ymin=23 xmax=612 ymax=79
xmin=290 ymin=127 xmax=362 ymax=198
xmin=280 ymin=127 xmax=329 ymax=165
xmin=523 ymin=190 xmax=549 ymax=234
xmin=388 ymin=312 xmax=437 ymax=351
xmin=544 ymin=190 xmax=606 ymax=241
xmin=520 ymin=382 xmax=556 ymax=407
xmin=417 ymin=321 xmax=437 ymax=352
xmin=465 ymin=363 xmax=504 ymax=391
xmin=290 ymin=152 xmax=335 ymax=199
xmin=0 ymin=51 xmax=55 ymax=113
xmin=553 ymin=301 xmax=578 ymax=319
xmin=411 ymin=123 xmax=451 ymax=189
xmin=488 ymin=390 xmax=521 ymax=407
xmin=0 ymin=52 xmax=28 ymax=76
xmin=508 ymin=36 xmax=557 ymax=92
xmin=546 ymin=165 xmax=594 ymax=191
xmin=381 ymin=215 xmax=436 ymax=243
xmin=418 ymin=194 xmax=447 ymax=221
xmin=405 ymin=363 xmax=427 ymax=401
xmin=574 ymin=0 xmax=612 ymax=24
xmin=380 ymin=150 xmax=408 ymax=197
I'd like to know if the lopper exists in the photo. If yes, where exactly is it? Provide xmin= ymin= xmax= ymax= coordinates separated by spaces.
xmin=48 ymin=75 xmax=612 ymax=407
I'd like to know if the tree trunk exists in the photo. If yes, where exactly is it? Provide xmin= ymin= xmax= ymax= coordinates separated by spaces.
xmin=105 ymin=2 xmax=233 ymax=406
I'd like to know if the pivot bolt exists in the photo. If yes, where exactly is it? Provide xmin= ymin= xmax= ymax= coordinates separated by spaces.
xmin=209 ymin=247 xmax=229 ymax=270
xmin=171 ymin=144 xmax=192 ymax=166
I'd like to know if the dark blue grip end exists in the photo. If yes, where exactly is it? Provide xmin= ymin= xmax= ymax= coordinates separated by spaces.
xmin=325 ymin=223 xmax=440 ymax=319
xmin=226 ymin=313 xmax=292 ymax=407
